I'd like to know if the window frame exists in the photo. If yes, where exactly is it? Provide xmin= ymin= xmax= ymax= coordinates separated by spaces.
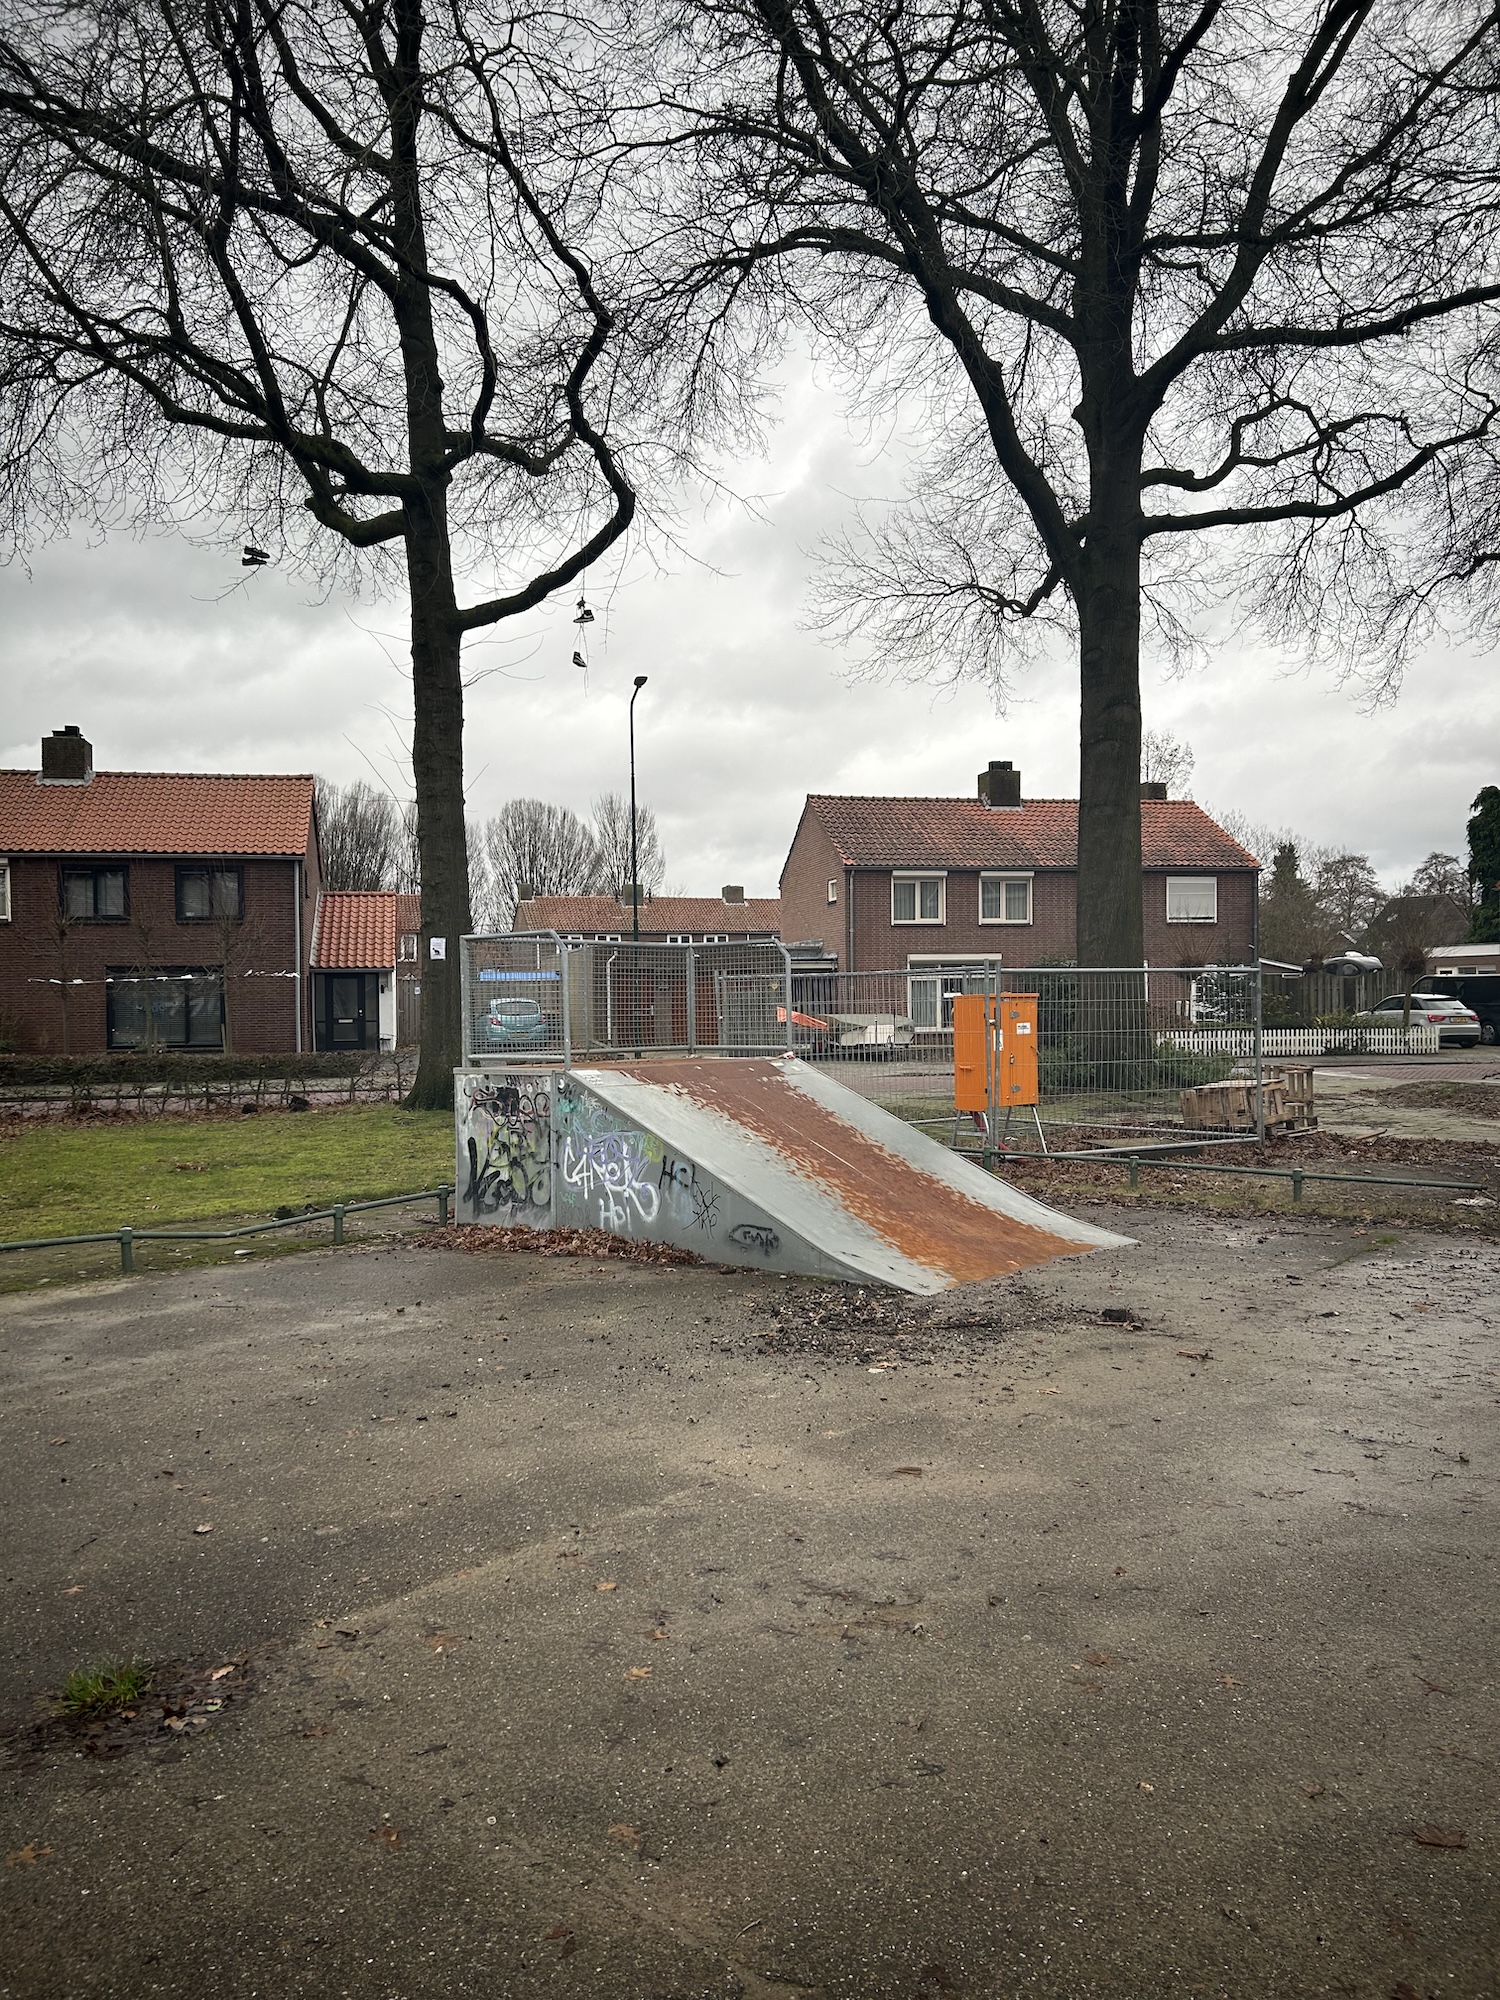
xmin=978 ymin=872 xmax=1034 ymax=925
xmin=0 ymin=858 xmax=9 ymax=923
xmin=60 ymin=863 xmax=129 ymax=921
xmin=398 ymin=932 xmax=419 ymax=962
xmin=105 ymin=965 xmax=224 ymax=1049
xmin=827 ymin=878 xmax=838 ymax=904
xmin=175 ymin=863 xmax=244 ymax=924
xmin=891 ymin=872 xmax=946 ymax=925
xmin=1165 ymin=875 xmax=1219 ymax=924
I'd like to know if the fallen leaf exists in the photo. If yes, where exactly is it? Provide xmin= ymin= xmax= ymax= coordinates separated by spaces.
xmin=49 ymin=1437 xmax=68 ymax=1446
xmin=542 ymin=1923 xmax=573 ymax=1941
xmin=1411 ymin=1824 xmax=1467 ymax=1849
xmin=63 ymin=1585 xmax=86 ymax=1596
xmin=300 ymin=1724 xmax=334 ymax=1738
xmin=424 ymin=1631 xmax=463 ymax=1655
xmin=892 ymin=1466 xmax=924 ymax=1476
xmin=1113 ymin=1565 xmax=1126 ymax=1576
xmin=193 ymin=1523 xmax=213 ymax=1535
xmin=594 ymin=1580 xmax=618 ymax=1593
xmin=623 ymin=1666 xmax=652 ymax=1682
xmin=1137 ymin=1780 xmax=1155 ymax=1793
xmin=648 ymin=1626 xmax=670 ymax=1642
xmin=6 ymin=1843 xmax=53 ymax=1867
xmin=1303 ymin=1782 xmax=1325 ymax=1799
xmin=1217 ymin=1675 xmax=1239 ymax=1688
xmin=1040 ymin=1386 xmax=1061 ymax=1395
xmin=1176 ymin=1349 xmax=1212 ymax=1362
xmin=369 ymin=1825 xmax=402 ymax=1851
xmin=209 ymin=1664 xmax=235 ymax=1681
xmin=607 ymin=1823 xmax=642 ymax=1846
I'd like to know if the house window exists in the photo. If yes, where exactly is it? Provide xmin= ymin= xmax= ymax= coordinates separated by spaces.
xmin=980 ymin=873 xmax=1032 ymax=924
xmin=907 ymin=956 xmax=1001 ymax=1032
xmin=176 ymin=865 xmax=243 ymax=922
xmin=594 ymin=933 xmax=622 ymax=942
xmin=398 ymin=932 xmax=419 ymax=962
xmin=0 ymin=859 xmax=9 ymax=922
xmin=892 ymin=874 xmax=945 ymax=924
xmin=700 ymin=933 xmax=729 ymax=944
xmin=61 ymin=865 xmax=127 ymax=920
xmin=106 ymin=968 xmax=223 ymax=1049
xmin=827 ymin=879 xmax=838 ymax=904
xmin=1166 ymin=877 xmax=1218 ymax=923
xmin=667 ymin=932 xmax=692 ymax=945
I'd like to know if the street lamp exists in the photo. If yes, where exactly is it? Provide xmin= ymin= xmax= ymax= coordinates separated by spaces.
xmin=629 ymin=676 xmax=647 ymax=950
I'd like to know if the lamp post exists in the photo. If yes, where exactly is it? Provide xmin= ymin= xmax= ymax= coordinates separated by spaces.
xmin=629 ymin=675 xmax=647 ymax=948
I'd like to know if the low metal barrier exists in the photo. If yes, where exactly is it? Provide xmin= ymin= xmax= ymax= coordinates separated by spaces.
xmin=989 ymin=1151 xmax=1484 ymax=1206
xmin=0 ymin=1185 xmax=455 ymax=1273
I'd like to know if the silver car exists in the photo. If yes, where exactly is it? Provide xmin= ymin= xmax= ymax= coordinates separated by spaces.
xmin=1356 ymin=993 xmax=1482 ymax=1047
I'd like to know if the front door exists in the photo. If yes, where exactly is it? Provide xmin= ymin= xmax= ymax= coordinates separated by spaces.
xmin=319 ymin=972 xmax=378 ymax=1049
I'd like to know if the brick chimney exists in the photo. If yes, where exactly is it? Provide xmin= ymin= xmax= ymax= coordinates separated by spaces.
xmin=40 ymin=725 xmax=93 ymax=785
xmin=721 ymin=884 xmax=745 ymax=904
xmin=1140 ymin=781 xmax=1168 ymax=800
xmin=977 ymin=760 xmax=1021 ymax=808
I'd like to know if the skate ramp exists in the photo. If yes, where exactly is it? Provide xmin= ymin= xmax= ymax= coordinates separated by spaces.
xmin=456 ymin=1056 xmax=1129 ymax=1293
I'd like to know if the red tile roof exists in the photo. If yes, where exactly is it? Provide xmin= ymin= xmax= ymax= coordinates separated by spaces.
xmin=514 ymin=893 xmax=782 ymax=936
xmin=797 ymin=796 xmax=1258 ymax=872
xmin=311 ymin=891 xmax=408 ymax=970
xmin=0 ymin=770 xmax=315 ymax=857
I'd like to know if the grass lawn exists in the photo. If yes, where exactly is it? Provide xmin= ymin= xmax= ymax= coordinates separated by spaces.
xmin=0 ymin=1105 xmax=453 ymax=1245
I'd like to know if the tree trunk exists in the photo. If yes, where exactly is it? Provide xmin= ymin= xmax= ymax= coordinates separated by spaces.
xmin=1075 ymin=524 xmax=1144 ymax=970
xmin=405 ymin=499 xmax=471 ymax=1112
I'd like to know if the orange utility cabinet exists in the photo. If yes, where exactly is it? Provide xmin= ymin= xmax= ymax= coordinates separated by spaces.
xmin=952 ymin=993 xmax=993 ymax=1112
xmin=998 ymin=994 xmax=1039 ymax=1107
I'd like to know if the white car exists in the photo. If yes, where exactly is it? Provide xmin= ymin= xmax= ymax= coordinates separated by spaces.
xmin=1355 ymin=993 xmax=1482 ymax=1047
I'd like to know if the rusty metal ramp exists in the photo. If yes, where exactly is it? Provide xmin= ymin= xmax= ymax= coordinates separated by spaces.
xmin=456 ymin=1057 xmax=1129 ymax=1292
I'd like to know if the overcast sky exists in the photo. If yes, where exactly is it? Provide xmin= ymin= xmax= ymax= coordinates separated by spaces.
xmin=3 ymin=355 xmax=1496 ymax=900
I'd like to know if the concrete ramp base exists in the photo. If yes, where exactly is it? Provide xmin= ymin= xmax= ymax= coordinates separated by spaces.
xmin=456 ymin=1057 xmax=1129 ymax=1292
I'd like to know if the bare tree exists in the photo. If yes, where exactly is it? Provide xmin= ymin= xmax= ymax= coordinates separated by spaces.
xmin=480 ymin=800 xmax=602 ymax=931
xmin=1140 ymin=728 xmax=1194 ymax=798
xmin=590 ymin=792 xmax=665 ymax=898
xmin=315 ymin=779 xmax=402 ymax=894
xmin=635 ymin=0 xmax=1500 ymax=965
xmin=1313 ymin=850 xmax=1383 ymax=945
xmin=1409 ymin=850 xmax=1474 ymax=916
xmin=0 ymin=0 xmax=638 ymax=1105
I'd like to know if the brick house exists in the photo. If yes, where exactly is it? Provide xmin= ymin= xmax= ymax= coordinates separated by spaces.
xmin=0 ymin=728 xmax=320 ymax=1054
xmin=779 ymin=762 xmax=1258 ymax=978
xmin=310 ymin=890 xmax=422 ymax=1050
xmin=513 ymin=888 xmax=781 ymax=943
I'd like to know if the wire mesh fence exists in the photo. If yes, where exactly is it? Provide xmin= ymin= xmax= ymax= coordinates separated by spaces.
xmin=460 ymin=941 xmax=1448 ymax=1151
xmin=786 ymin=964 xmax=1265 ymax=1150
xmin=462 ymin=934 xmax=795 ymax=1064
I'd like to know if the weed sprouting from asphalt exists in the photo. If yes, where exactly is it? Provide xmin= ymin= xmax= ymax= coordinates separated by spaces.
xmin=56 ymin=1659 xmax=153 ymax=1718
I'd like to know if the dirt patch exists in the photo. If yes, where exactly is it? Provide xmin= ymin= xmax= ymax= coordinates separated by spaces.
xmin=2 ymin=1653 xmax=260 ymax=1779
xmin=421 ymin=1222 xmax=702 ymax=1267
xmin=1346 ymin=1080 xmax=1500 ymax=1118
xmin=748 ymin=1277 xmax=1077 ymax=1367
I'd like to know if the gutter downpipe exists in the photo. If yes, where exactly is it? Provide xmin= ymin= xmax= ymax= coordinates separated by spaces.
xmin=294 ymin=859 xmax=304 ymax=1053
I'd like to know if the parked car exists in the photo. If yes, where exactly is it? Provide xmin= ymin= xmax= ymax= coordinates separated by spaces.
xmin=1423 ymin=974 xmax=1500 ymax=1045
xmin=1354 ymin=993 xmax=1482 ymax=1047
xmin=483 ymin=997 xmax=554 ymax=1048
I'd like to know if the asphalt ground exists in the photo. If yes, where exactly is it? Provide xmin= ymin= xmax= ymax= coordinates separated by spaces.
xmin=1 ymin=1213 xmax=1496 ymax=2000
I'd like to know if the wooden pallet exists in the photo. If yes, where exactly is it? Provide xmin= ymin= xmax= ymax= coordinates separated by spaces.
xmin=1179 ymin=1065 xmax=1317 ymax=1135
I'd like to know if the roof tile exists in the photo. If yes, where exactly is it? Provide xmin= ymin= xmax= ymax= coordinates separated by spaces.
xmin=0 ymin=770 xmax=315 ymax=857
xmin=311 ymin=891 xmax=408 ymax=970
xmin=514 ymin=893 xmax=782 ymax=935
xmin=801 ymin=796 xmax=1258 ymax=872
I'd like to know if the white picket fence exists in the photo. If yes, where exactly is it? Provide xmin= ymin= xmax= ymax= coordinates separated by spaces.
xmin=1162 ymin=1026 xmax=1440 ymax=1057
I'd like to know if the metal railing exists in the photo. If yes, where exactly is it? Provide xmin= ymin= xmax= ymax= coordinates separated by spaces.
xmin=0 ymin=1185 xmax=455 ymax=1273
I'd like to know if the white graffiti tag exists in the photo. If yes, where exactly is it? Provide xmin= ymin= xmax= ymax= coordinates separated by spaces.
xmin=560 ymin=1128 xmax=660 ymax=1231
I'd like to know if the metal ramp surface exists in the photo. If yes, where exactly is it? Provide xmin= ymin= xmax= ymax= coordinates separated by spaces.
xmin=456 ymin=1056 xmax=1129 ymax=1293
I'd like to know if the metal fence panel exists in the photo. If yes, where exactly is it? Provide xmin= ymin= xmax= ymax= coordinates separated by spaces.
xmin=789 ymin=965 xmax=1267 ymax=1149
